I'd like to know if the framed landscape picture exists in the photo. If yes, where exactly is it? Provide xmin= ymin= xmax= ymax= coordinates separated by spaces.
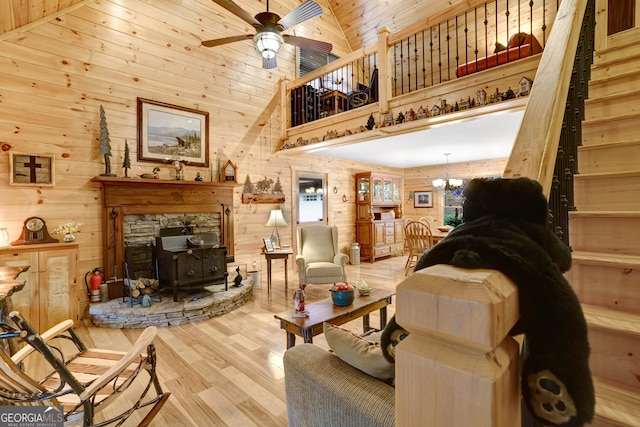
xmin=137 ymin=98 xmax=209 ymax=167
xmin=414 ymin=191 xmax=433 ymax=208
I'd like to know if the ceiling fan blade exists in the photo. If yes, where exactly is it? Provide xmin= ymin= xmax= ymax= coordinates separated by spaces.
xmin=210 ymin=0 xmax=261 ymax=27
xmin=202 ymin=34 xmax=254 ymax=47
xmin=284 ymin=35 xmax=332 ymax=55
xmin=277 ymin=0 xmax=323 ymax=30
xmin=263 ymin=56 xmax=278 ymax=69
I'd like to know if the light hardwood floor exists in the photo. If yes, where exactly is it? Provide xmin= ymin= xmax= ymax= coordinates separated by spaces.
xmin=74 ymin=255 xmax=408 ymax=426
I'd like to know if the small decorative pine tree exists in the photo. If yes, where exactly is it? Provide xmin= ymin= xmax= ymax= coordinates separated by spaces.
xmin=122 ymin=140 xmax=131 ymax=178
xmin=273 ymin=177 xmax=283 ymax=193
xmin=99 ymin=105 xmax=116 ymax=176
xmin=242 ymin=175 xmax=255 ymax=194
xmin=366 ymin=114 xmax=375 ymax=130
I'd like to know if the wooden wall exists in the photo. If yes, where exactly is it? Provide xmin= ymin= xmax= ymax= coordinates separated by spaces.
xmin=0 ymin=0 xmax=509 ymax=318
xmin=402 ymin=158 xmax=507 ymax=226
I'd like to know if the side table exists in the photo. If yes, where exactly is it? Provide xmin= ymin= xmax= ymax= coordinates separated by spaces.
xmin=262 ymin=250 xmax=292 ymax=295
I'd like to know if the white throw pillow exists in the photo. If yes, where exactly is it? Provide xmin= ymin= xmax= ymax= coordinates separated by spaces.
xmin=323 ymin=322 xmax=395 ymax=381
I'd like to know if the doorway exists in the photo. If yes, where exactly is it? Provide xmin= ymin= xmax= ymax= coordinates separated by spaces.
xmin=295 ymin=171 xmax=327 ymax=225
xmin=291 ymin=169 xmax=328 ymax=262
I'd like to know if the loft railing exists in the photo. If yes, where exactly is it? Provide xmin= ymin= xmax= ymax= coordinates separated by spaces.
xmin=388 ymin=0 xmax=559 ymax=96
xmin=284 ymin=0 xmax=560 ymax=131
xmin=289 ymin=52 xmax=379 ymax=127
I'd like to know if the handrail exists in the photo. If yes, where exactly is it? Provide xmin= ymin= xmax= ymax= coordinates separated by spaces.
xmin=394 ymin=2 xmax=593 ymax=427
xmin=284 ymin=44 xmax=379 ymax=91
xmin=503 ymin=0 xmax=591 ymax=196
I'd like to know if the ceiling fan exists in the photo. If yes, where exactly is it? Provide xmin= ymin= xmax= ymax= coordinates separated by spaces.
xmin=202 ymin=0 xmax=333 ymax=69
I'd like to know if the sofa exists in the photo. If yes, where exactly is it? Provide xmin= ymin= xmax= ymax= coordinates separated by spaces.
xmin=283 ymin=344 xmax=395 ymax=427
xmin=455 ymin=33 xmax=543 ymax=77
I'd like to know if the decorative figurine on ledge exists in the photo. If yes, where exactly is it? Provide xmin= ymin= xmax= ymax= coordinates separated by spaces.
xmin=171 ymin=159 xmax=184 ymax=180
xmin=140 ymin=167 xmax=161 ymax=179
xmin=99 ymin=104 xmax=117 ymax=177
xmin=122 ymin=140 xmax=131 ymax=178
xmin=195 ymin=172 xmax=204 ymax=182
xmin=233 ymin=266 xmax=243 ymax=287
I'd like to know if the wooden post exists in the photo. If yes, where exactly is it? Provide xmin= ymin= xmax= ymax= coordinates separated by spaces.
xmin=395 ymin=265 xmax=521 ymax=427
xmin=376 ymin=26 xmax=391 ymax=113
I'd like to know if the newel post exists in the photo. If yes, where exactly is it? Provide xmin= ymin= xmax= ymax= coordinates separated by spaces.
xmin=376 ymin=26 xmax=391 ymax=113
xmin=395 ymin=265 xmax=521 ymax=427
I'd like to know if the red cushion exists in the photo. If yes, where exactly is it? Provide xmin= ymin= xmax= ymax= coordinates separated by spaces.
xmin=508 ymin=32 xmax=530 ymax=48
xmin=455 ymin=35 xmax=542 ymax=78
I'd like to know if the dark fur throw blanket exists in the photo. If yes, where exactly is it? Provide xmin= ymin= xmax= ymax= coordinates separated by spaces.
xmin=381 ymin=177 xmax=594 ymax=427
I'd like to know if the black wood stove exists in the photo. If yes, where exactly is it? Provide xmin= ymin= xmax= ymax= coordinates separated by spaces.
xmin=156 ymin=233 xmax=228 ymax=302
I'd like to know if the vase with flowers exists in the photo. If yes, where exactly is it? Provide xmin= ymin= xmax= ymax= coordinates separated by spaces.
xmin=52 ymin=221 xmax=83 ymax=243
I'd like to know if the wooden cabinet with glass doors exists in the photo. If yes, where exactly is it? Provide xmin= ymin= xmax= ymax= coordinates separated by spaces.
xmin=355 ymin=172 xmax=404 ymax=262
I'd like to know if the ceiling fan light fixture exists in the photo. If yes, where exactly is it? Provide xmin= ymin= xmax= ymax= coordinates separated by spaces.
xmin=254 ymin=31 xmax=283 ymax=59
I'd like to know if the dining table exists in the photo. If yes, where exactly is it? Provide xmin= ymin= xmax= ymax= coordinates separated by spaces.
xmin=431 ymin=228 xmax=451 ymax=243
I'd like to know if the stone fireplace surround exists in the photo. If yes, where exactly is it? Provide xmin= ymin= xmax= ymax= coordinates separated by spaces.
xmin=92 ymin=176 xmax=236 ymax=298
xmin=123 ymin=212 xmax=222 ymax=245
xmin=90 ymin=177 xmax=247 ymax=328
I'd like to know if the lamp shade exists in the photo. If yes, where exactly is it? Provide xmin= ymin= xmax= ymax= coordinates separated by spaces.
xmin=265 ymin=210 xmax=288 ymax=227
xmin=254 ymin=31 xmax=283 ymax=60
xmin=0 ymin=228 xmax=9 ymax=247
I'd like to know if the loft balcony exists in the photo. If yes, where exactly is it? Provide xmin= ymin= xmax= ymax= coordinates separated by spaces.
xmin=277 ymin=0 xmax=559 ymax=162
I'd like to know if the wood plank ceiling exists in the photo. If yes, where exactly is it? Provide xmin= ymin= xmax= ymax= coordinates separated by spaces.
xmin=0 ymin=0 xmax=476 ymax=52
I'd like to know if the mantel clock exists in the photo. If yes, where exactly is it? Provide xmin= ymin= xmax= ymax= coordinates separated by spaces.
xmin=11 ymin=217 xmax=59 ymax=245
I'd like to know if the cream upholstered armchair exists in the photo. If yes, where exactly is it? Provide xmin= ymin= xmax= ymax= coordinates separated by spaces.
xmin=296 ymin=224 xmax=349 ymax=286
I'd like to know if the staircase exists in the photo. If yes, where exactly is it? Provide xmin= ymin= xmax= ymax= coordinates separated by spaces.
xmin=567 ymin=27 xmax=640 ymax=426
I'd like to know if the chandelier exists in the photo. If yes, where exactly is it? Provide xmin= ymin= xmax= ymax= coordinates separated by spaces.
xmin=432 ymin=153 xmax=464 ymax=192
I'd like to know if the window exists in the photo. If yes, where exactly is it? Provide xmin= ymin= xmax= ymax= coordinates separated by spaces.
xmin=298 ymin=48 xmax=339 ymax=77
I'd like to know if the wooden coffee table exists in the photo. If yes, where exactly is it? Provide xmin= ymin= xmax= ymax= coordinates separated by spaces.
xmin=274 ymin=288 xmax=394 ymax=348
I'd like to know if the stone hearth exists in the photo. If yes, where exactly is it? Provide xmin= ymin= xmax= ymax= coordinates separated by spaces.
xmin=89 ymin=280 xmax=253 ymax=328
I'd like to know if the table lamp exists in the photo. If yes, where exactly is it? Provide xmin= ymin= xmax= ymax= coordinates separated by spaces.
xmin=265 ymin=209 xmax=287 ymax=249
xmin=0 ymin=228 xmax=9 ymax=247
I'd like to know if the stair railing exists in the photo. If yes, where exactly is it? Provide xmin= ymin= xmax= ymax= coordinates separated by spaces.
xmin=396 ymin=1 xmax=593 ymax=426
xmin=504 ymin=0 xmax=591 ymax=196
xmin=548 ymin=0 xmax=595 ymax=246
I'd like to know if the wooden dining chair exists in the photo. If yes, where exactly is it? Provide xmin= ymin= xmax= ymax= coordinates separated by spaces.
xmin=404 ymin=220 xmax=433 ymax=275
xmin=0 ymin=311 xmax=170 ymax=427
xmin=418 ymin=217 xmax=432 ymax=230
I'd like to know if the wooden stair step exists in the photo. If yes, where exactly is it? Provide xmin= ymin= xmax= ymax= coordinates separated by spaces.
xmin=582 ymin=304 xmax=640 ymax=337
xmin=574 ymin=173 xmax=640 ymax=211
xmin=569 ymin=211 xmax=640 ymax=255
xmin=584 ymin=88 xmax=640 ymax=120
xmin=592 ymin=27 xmax=640 ymax=70
xmin=569 ymin=251 xmax=640 ymax=315
xmin=591 ymin=377 xmax=640 ymax=427
xmin=571 ymin=250 xmax=640 ymax=269
xmin=582 ymin=111 xmax=640 ymax=145
xmin=578 ymin=140 xmax=640 ymax=173
xmin=581 ymin=305 xmax=640 ymax=391
xmin=588 ymin=69 xmax=640 ymax=98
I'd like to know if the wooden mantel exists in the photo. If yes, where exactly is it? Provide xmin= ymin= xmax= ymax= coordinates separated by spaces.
xmin=91 ymin=176 xmax=236 ymax=298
